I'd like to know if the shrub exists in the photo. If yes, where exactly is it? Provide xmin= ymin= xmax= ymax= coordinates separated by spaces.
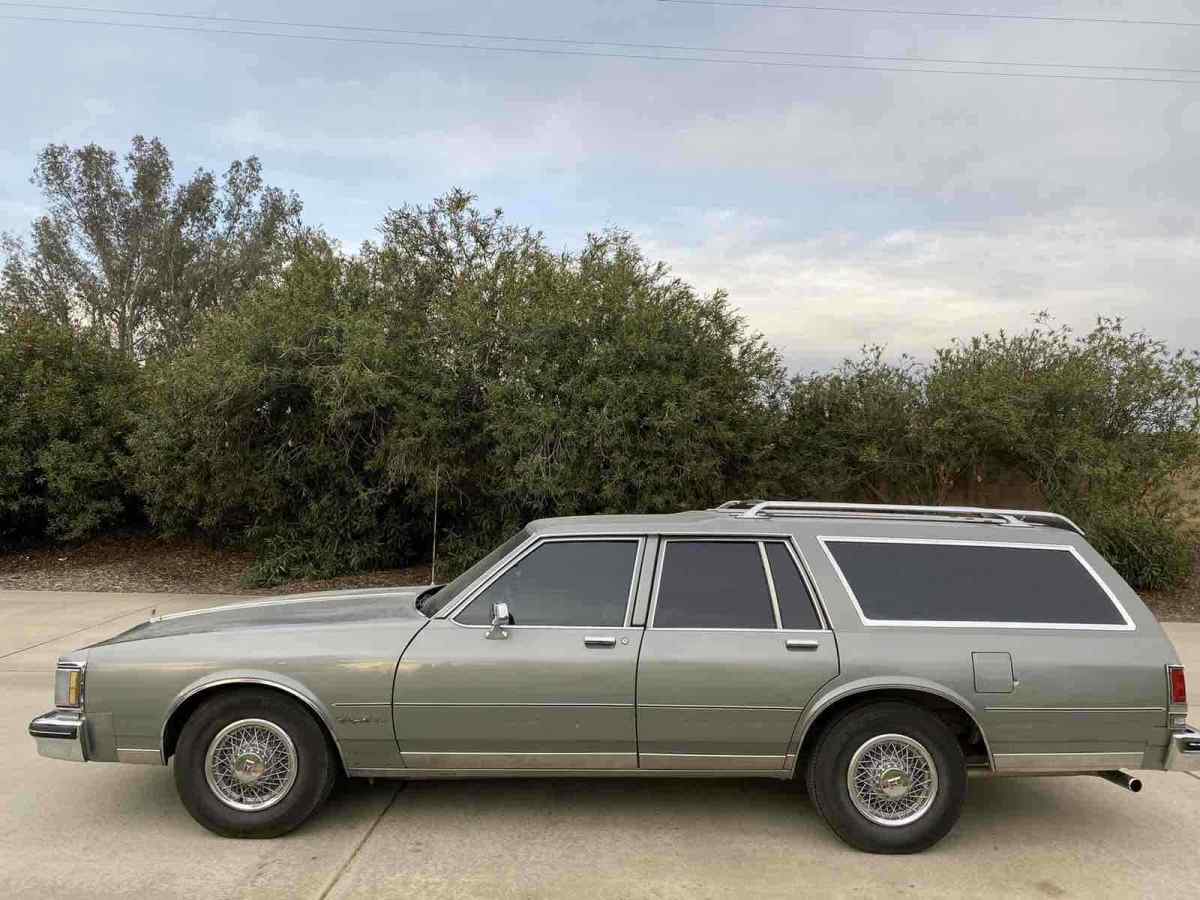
xmin=0 ymin=313 xmax=140 ymax=545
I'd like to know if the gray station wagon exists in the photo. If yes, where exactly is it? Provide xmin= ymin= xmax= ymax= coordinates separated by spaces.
xmin=29 ymin=501 xmax=1200 ymax=853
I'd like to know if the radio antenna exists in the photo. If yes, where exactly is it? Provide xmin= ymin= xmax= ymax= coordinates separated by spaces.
xmin=430 ymin=465 xmax=440 ymax=585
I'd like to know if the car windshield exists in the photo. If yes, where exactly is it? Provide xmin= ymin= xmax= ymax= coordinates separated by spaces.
xmin=417 ymin=528 xmax=530 ymax=617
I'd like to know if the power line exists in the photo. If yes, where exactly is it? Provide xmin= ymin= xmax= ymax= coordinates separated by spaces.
xmin=4 ymin=13 xmax=1200 ymax=84
xmin=0 ymin=1 xmax=1197 ymax=74
xmin=658 ymin=0 xmax=1200 ymax=28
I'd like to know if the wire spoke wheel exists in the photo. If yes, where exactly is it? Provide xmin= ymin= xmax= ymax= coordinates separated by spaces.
xmin=204 ymin=718 xmax=298 ymax=812
xmin=846 ymin=733 xmax=939 ymax=827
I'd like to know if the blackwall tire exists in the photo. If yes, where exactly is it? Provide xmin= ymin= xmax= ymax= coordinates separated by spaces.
xmin=805 ymin=701 xmax=966 ymax=854
xmin=173 ymin=688 xmax=338 ymax=838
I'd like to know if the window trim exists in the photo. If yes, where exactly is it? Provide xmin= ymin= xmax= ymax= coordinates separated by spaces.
xmin=446 ymin=535 xmax=646 ymax=630
xmin=817 ymin=535 xmax=1136 ymax=631
xmin=648 ymin=536 xmax=829 ymax=633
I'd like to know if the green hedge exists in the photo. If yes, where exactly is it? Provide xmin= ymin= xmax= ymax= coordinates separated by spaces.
xmin=4 ymin=188 xmax=1200 ymax=591
xmin=0 ymin=314 xmax=140 ymax=545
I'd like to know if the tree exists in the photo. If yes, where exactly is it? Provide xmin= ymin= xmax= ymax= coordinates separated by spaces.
xmin=1 ymin=136 xmax=301 ymax=356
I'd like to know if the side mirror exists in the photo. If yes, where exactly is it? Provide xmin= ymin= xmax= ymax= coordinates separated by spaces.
xmin=486 ymin=601 xmax=512 ymax=640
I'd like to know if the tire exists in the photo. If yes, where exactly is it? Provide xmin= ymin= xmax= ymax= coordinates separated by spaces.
xmin=805 ymin=701 xmax=966 ymax=854
xmin=173 ymin=688 xmax=338 ymax=838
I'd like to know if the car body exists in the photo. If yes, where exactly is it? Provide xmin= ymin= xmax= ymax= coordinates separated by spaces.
xmin=29 ymin=501 xmax=1200 ymax=852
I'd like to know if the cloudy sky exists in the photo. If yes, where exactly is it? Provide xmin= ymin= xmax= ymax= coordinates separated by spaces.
xmin=2 ymin=0 xmax=1199 ymax=372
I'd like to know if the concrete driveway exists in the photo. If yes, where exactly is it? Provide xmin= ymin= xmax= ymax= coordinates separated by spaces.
xmin=2 ymin=590 xmax=1199 ymax=899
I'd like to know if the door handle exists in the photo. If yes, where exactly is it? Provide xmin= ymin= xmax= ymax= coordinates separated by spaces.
xmin=786 ymin=639 xmax=819 ymax=651
xmin=584 ymin=635 xmax=617 ymax=648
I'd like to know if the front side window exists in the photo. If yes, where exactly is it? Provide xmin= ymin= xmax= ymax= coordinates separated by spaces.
xmin=653 ymin=540 xmax=776 ymax=629
xmin=457 ymin=539 xmax=639 ymax=627
xmin=823 ymin=538 xmax=1130 ymax=627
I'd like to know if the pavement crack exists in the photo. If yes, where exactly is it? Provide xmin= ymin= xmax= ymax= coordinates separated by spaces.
xmin=314 ymin=785 xmax=402 ymax=900
xmin=0 ymin=603 xmax=156 ymax=661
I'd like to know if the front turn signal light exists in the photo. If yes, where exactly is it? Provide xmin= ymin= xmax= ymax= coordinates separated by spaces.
xmin=54 ymin=664 xmax=85 ymax=708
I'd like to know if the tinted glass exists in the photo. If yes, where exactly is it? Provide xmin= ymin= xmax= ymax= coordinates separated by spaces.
xmin=825 ymin=540 xmax=1125 ymax=625
xmin=424 ymin=528 xmax=529 ymax=616
xmin=765 ymin=542 xmax=821 ymax=630
xmin=458 ymin=540 xmax=637 ymax=626
xmin=654 ymin=541 xmax=776 ymax=629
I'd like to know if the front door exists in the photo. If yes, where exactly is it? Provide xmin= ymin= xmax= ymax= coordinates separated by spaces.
xmin=394 ymin=536 xmax=646 ymax=771
xmin=637 ymin=538 xmax=840 ymax=771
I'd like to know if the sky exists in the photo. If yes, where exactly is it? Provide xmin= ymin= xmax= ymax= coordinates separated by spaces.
xmin=2 ymin=0 xmax=1199 ymax=373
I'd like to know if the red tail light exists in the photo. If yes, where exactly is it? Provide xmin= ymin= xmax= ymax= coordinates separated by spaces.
xmin=1168 ymin=666 xmax=1187 ymax=705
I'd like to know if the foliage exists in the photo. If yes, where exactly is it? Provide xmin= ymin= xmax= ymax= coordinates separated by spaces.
xmin=3 ymin=135 xmax=1199 ymax=591
xmin=1 ymin=136 xmax=301 ymax=357
xmin=0 ymin=312 xmax=140 ymax=545
xmin=129 ymin=193 xmax=784 ymax=582
xmin=781 ymin=316 xmax=1200 ymax=589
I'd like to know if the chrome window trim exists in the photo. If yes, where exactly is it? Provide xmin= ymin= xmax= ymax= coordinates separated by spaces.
xmin=817 ymin=535 xmax=1137 ymax=631
xmin=444 ymin=535 xmax=645 ymax=630
xmin=647 ymin=535 xmax=833 ymax=633
xmin=767 ymin=538 xmax=829 ymax=631
xmin=759 ymin=542 xmax=783 ymax=629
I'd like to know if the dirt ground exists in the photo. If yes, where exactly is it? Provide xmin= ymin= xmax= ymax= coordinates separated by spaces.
xmin=2 ymin=532 xmax=1199 ymax=620
xmin=0 ymin=533 xmax=431 ymax=596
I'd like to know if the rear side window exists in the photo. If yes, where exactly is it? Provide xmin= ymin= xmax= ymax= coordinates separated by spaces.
xmin=822 ymin=539 xmax=1129 ymax=627
xmin=457 ymin=540 xmax=638 ymax=627
xmin=765 ymin=542 xmax=822 ymax=630
xmin=654 ymin=540 xmax=776 ymax=629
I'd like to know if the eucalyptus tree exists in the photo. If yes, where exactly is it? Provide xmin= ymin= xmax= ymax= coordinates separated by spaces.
xmin=1 ymin=135 xmax=301 ymax=356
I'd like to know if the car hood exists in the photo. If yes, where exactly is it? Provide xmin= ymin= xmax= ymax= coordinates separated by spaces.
xmin=90 ymin=586 xmax=432 ymax=646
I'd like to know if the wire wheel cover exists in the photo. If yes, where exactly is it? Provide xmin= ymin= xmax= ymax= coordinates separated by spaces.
xmin=204 ymin=718 xmax=298 ymax=812
xmin=846 ymin=733 xmax=939 ymax=827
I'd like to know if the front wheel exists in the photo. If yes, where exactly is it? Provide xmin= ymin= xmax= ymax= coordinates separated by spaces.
xmin=173 ymin=688 xmax=338 ymax=838
xmin=805 ymin=702 xmax=966 ymax=853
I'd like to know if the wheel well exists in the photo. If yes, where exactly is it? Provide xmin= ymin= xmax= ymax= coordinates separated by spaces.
xmin=795 ymin=689 xmax=991 ymax=777
xmin=161 ymin=682 xmax=345 ymax=773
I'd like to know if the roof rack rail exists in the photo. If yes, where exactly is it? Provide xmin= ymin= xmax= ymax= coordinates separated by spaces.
xmin=714 ymin=500 xmax=1084 ymax=535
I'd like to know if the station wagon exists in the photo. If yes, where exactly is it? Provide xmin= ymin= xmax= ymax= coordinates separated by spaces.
xmin=29 ymin=501 xmax=1200 ymax=853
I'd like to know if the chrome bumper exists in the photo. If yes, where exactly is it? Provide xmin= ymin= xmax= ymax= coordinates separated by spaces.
xmin=1166 ymin=724 xmax=1200 ymax=773
xmin=29 ymin=709 xmax=87 ymax=762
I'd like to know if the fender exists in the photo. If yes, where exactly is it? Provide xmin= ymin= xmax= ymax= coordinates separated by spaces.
xmin=788 ymin=675 xmax=995 ymax=775
xmin=159 ymin=670 xmax=348 ymax=771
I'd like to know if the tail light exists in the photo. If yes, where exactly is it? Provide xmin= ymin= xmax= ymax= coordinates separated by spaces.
xmin=1168 ymin=665 xmax=1187 ymax=705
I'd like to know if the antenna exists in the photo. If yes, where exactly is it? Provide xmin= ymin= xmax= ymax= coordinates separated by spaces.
xmin=430 ymin=465 xmax=440 ymax=585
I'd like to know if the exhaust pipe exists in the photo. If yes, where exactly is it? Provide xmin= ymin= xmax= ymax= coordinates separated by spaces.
xmin=1097 ymin=770 xmax=1143 ymax=793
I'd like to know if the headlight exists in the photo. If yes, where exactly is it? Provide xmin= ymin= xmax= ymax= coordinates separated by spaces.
xmin=54 ymin=662 xmax=85 ymax=709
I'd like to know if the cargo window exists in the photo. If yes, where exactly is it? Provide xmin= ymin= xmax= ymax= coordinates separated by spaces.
xmin=456 ymin=539 xmax=638 ymax=627
xmin=764 ymin=541 xmax=822 ymax=630
xmin=653 ymin=540 xmax=777 ymax=629
xmin=822 ymin=538 xmax=1130 ymax=628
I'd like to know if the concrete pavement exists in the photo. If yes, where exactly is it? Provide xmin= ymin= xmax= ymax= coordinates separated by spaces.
xmin=2 ymin=590 xmax=1199 ymax=899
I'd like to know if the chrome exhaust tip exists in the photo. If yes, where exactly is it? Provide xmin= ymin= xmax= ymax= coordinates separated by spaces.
xmin=1097 ymin=770 xmax=1142 ymax=793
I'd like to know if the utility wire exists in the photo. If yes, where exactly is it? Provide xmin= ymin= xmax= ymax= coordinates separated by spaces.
xmin=4 ymin=13 xmax=1200 ymax=84
xmin=0 ymin=1 xmax=1197 ymax=73
xmin=658 ymin=0 xmax=1200 ymax=28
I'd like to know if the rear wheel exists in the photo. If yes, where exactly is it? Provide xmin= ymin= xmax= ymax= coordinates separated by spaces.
xmin=173 ymin=689 xmax=338 ymax=838
xmin=806 ymin=702 xmax=966 ymax=853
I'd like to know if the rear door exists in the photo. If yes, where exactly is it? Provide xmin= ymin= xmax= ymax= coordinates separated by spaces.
xmin=636 ymin=537 xmax=839 ymax=771
xmin=394 ymin=536 xmax=646 ymax=770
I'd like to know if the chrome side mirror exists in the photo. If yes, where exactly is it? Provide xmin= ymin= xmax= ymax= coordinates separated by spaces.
xmin=486 ymin=601 xmax=511 ymax=640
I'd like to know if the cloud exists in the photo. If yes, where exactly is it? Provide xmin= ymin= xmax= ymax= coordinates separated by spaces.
xmin=638 ymin=206 xmax=1200 ymax=373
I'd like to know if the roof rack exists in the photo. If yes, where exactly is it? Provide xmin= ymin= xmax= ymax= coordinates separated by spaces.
xmin=713 ymin=500 xmax=1085 ymax=535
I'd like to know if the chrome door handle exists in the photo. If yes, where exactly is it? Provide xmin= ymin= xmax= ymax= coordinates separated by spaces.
xmin=785 ymin=639 xmax=819 ymax=651
xmin=584 ymin=636 xmax=617 ymax=648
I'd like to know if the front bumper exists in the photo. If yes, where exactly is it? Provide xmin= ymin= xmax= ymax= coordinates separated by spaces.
xmin=29 ymin=709 xmax=87 ymax=762
xmin=1166 ymin=724 xmax=1200 ymax=773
